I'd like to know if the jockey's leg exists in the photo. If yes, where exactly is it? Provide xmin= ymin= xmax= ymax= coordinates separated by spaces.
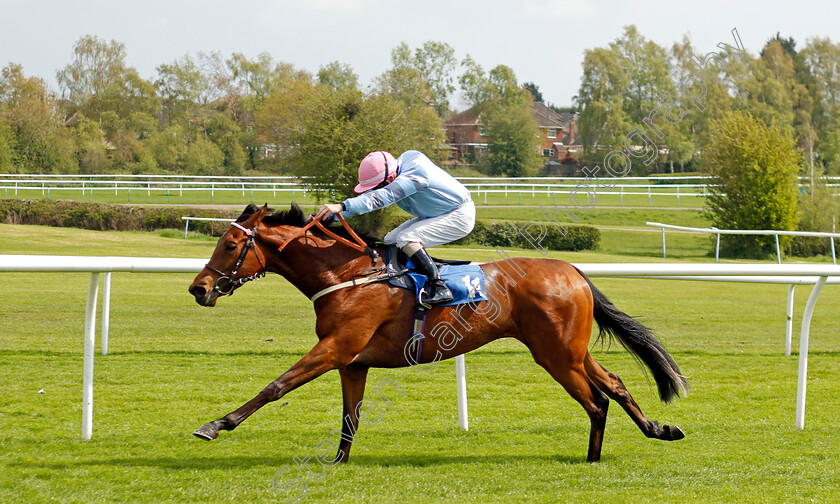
xmin=405 ymin=243 xmax=454 ymax=305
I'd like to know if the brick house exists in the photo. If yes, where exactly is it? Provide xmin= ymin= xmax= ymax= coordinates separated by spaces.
xmin=444 ymin=102 xmax=579 ymax=164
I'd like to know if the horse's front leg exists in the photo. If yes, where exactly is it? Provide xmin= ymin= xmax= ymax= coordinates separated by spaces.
xmin=193 ymin=338 xmax=344 ymax=440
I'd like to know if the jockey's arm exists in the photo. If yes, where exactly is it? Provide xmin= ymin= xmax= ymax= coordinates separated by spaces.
xmin=340 ymin=175 xmax=428 ymax=217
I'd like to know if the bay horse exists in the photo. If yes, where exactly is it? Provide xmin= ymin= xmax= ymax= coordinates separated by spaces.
xmin=188 ymin=204 xmax=688 ymax=463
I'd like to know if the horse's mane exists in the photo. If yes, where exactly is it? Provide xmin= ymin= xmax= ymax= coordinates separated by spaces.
xmin=236 ymin=203 xmax=381 ymax=246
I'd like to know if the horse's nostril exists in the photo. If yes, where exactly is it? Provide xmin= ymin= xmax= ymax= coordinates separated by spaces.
xmin=189 ymin=285 xmax=206 ymax=299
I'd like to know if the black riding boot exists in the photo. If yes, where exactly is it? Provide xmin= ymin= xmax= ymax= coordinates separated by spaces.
xmin=410 ymin=247 xmax=454 ymax=305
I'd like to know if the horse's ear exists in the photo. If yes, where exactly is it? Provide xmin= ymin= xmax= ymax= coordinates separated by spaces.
xmin=247 ymin=204 xmax=269 ymax=226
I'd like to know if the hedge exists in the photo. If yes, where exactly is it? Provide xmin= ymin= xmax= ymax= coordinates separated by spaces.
xmin=471 ymin=221 xmax=600 ymax=251
xmin=0 ymin=199 xmax=235 ymax=235
xmin=0 ymin=199 xmax=600 ymax=251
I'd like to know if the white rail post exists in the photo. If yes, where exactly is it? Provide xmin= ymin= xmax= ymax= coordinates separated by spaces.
xmin=455 ymin=354 xmax=468 ymax=431
xmin=831 ymin=237 xmax=836 ymax=265
xmin=715 ymin=231 xmax=721 ymax=263
xmin=648 ymin=186 xmax=652 ymax=206
xmin=775 ymin=235 xmax=782 ymax=264
xmin=184 ymin=219 xmax=190 ymax=239
xmin=101 ymin=272 xmax=111 ymax=355
xmin=795 ymin=275 xmax=828 ymax=429
xmin=82 ymin=273 xmax=100 ymax=440
xmin=785 ymin=284 xmax=795 ymax=356
xmin=661 ymin=228 xmax=666 ymax=258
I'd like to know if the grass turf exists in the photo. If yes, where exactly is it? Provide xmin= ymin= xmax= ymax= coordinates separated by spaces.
xmin=1 ymin=224 xmax=839 ymax=503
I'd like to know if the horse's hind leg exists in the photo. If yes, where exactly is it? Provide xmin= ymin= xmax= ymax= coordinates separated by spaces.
xmin=540 ymin=361 xmax=610 ymax=462
xmin=584 ymin=352 xmax=685 ymax=441
xmin=528 ymin=346 xmax=610 ymax=462
xmin=333 ymin=364 xmax=369 ymax=463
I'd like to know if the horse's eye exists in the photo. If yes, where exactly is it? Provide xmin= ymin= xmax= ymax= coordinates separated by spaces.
xmin=225 ymin=244 xmax=237 ymax=251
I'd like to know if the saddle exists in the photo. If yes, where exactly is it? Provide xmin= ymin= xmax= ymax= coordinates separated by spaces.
xmin=382 ymin=245 xmax=488 ymax=364
xmin=383 ymin=245 xmax=487 ymax=306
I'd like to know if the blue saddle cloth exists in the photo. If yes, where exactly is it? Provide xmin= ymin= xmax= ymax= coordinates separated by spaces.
xmin=387 ymin=255 xmax=488 ymax=307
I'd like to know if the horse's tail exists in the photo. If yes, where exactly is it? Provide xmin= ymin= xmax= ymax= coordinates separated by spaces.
xmin=576 ymin=268 xmax=688 ymax=403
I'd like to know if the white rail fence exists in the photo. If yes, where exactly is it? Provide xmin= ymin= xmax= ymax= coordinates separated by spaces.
xmin=647 ymin=222 xmax=839 ymax=264
xmin=1 ymin=255 xmax=838 ymax=439
xmin=4 ymin=174 xmax=837 ymax=206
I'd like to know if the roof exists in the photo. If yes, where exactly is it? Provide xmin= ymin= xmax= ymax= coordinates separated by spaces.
xmin=530 ymin=102 xmax=566 ymax=129
xmin=444 ymin=109 xmax=482 ymax=126
xmin=445 ymin=104 xmax=577 ymax=130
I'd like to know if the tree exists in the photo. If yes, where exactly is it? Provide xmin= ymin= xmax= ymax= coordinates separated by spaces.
xmin=611 ymin=26 xmax=673 ymax=125
xmin=413 ymin=41 xmax=457 ymax=115
xmin=484 ymin=100 xmax=541 ymax=176
xmin=575 ymin=47 xmax=630 ymax=157
xmin=286 ymin=87 xmax=443 ymax=197
xmin=793 ymin=165 xmax=840 ymax=256
xmin=317 ymin=61 xmax=359 ymax=92
xmin=277 ymin=84 xmax=443 ymax=232
xmin=376 ymin=43 xmax=435 ymax=111
xmin=800 ymin=37 xmax=840 ymax=178
xmin=204 ymin=112 xmax=246 ymax=175
xmin=458 ymin=55 xmax=489 ymax=111
xmin=0 ymin=120 xmax=16 ymax=172
xmin=71 ymin=114 xmax=108 ymax=173
xmin=522 ymin=82 xmax=543 ymax=102
xmin=56 ymin=35 xmax=129 ymax=120
xmin=702 ymin=111 xmax=801 ymax=258
xmin=156 ymin=54 xmax=211 ymax=127
xmin=381 ymin=41 xmax=457 ymax=116
xmin=0 ymin=64 xmax=75 ymax=173
xmin=457 ymin=59 xmax=539 ymax=175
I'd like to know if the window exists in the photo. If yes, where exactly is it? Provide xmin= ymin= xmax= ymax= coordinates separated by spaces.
xmin=547 ymin=128 xmax=557 ymax=139
xmin=478 ymin=125 xmax=487 ymax=137
xmin=542 ymin=148 xmax=555 ymax=157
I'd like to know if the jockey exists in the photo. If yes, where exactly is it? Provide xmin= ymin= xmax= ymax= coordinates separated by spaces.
xmin=314 ymin=150 xmax=475 ymax=304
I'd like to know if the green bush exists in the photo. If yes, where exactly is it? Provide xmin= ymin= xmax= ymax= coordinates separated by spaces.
xmin=702 ymin=111 xmax=801 ymax=259
xmin=542 ymin=224 xmax=600 ymax=251
xmin=789 ymin=236 xmax=835 ymax=258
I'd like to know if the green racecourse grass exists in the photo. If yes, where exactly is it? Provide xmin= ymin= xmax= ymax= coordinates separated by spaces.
xmin=1 ymin=224 xmax=840 ymax=503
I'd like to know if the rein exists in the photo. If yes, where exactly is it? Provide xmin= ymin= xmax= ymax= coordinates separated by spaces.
xmin=208 ymin=214 xmax=381 ymax=297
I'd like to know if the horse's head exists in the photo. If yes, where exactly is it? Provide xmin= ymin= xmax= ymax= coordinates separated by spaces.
xmin=189 ymin=204 xmax=270 ymax=307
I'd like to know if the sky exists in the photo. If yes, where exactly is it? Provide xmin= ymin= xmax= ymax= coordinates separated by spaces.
xmin=1 ymin=0 xmax=838 ymax=110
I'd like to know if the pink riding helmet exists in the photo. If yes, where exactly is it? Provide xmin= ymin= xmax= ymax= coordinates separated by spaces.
xmin=354 ymin=151 xmax=397 ymax=193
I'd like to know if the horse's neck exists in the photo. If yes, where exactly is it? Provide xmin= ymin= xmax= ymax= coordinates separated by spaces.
xmin=260 ymin=227 xmax=369 ymax=299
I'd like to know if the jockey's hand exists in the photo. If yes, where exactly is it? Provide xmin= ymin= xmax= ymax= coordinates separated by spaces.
xmin=314 ymin=203 xmax=342 ymax=221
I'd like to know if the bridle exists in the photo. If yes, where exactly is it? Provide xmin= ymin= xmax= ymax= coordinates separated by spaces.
xmin=205 ymin=222 xmax=272 ymax=296
xmin=205 ymin=214 xmax=380 ymax=297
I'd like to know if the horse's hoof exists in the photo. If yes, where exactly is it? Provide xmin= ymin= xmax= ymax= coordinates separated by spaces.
xmin=193 ymin=423 xmax=219 ymax=441
xmin=664 ymin=425 xmax=685 ymax=441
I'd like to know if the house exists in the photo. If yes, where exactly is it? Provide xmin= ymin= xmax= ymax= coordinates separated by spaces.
xmin=443 ymin=108 xmax=486 ymax=163
xmin=444 ymin=102 xmax=580 ymax=164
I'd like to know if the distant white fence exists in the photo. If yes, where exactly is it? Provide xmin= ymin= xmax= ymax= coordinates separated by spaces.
xmin=647 ymin=222 xmax=839 ymax=264
xmin=1 ymin=255 xmax=838 ymax=438
xmin=2 ymin=173 xmax=838 ymax=206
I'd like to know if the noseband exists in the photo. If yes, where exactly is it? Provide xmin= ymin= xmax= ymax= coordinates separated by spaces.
xmin=206 ymin=222 xmax=270 ymax=296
